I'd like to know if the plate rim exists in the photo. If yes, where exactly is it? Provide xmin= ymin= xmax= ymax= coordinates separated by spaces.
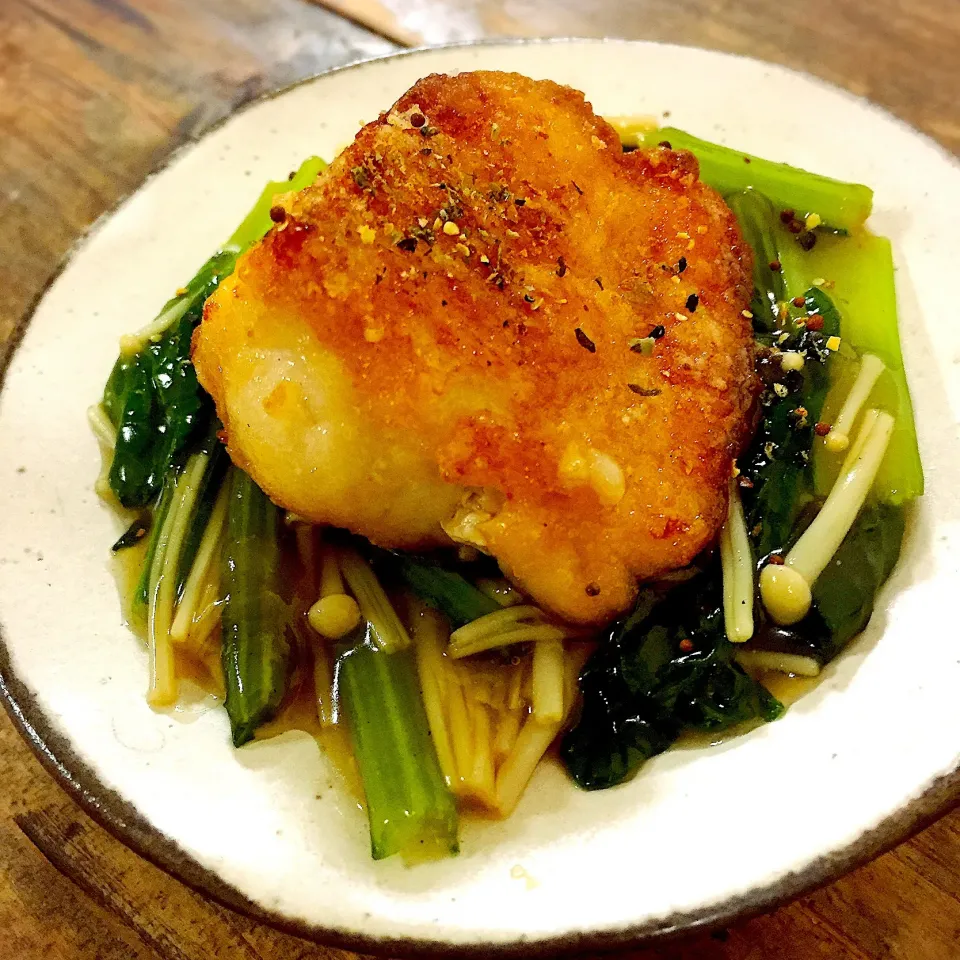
xmin=1 ymin=37 xmax=959 ymax=956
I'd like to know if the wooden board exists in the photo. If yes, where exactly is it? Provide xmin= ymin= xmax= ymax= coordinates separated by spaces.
xmin=1 ymin=1 xmax=958 ymax=957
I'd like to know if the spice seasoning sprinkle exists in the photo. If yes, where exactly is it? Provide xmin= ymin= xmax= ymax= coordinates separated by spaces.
xmin=396 ymin=237 xmax=418 ymax=252
xmin=768 ymin=554 xmax=785 ymax=565
xmin=649 ymin=324 xmax=666 ymax=339
xmin=629 ymin=337 xmax=655 ymax=355
xmin=677 ymin=256 xmax=688 ymax=273
xmin=679 ymin=638 xmax=694 ymax=652
xmin=658 ymin=140 xmax=673 ymax=149
xmin=410 ymin=113 xmax=426 ymax=128
xmin=585 ymin=583 xmax=602 ymax=597
xmin=685 ymin=293 xmax=699 ymax=312
xmin=627 ymin=383 xmax=661 ymax=396
xmin=792 ymin=296 xmax=806 ymax=307
xmin=779 ymin=208 xmax=795 ymax=223
xmin=806 ymin=314 xmax=824 ymax=331
xmin=798 ymin=231 xmax=817 ymax=251
xmin=594 ymin=277 xmax=604 ymax=290
xmin=574 ymin=328 xmax=597 ymax=352
xmin=769 ymin=259 xmax=782 ymax=272
xmin=815 ymin=422 xmax=831 ymax=436
xmin=269 ymin=205 xmax=286 ymax=223
xmin=556 ymin=256 xmax=567 ymax=277
xmin=442 ymin=221 xmax=460 ymax=236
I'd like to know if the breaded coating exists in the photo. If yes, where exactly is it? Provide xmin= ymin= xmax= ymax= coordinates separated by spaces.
xmin=193 ymin=71 xmax=756 ymax=624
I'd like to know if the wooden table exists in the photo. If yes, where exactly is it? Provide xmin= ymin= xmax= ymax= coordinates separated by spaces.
xmin=1 ymin=1 xmax=957 ymax=957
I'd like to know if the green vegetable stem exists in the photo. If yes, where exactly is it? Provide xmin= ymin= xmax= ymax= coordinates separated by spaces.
xmin=338 ymin=639 xmax=459 ymax=861
xmin=636 ymin=127 xmax=873 ymax=232
xmin=220 ymin=468 xmax=291 ymax=746
xmin=391 ymin=555 xmax=500 ymax=628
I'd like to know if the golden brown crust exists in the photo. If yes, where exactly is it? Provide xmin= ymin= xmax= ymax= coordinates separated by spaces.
xmin=194 ymin=71 xmax=756 ymax=623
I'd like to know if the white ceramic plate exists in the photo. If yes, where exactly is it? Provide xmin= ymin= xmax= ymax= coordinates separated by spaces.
xmin=1 ymin=40 xmax=959 ymax=956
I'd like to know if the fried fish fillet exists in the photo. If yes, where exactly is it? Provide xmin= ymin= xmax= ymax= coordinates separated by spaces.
xmin=193 ymin=71 xmax=756 ymax=624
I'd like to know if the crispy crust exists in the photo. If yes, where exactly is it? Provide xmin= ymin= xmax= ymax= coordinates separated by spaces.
xmin=194 ymin=71 xmax=756 ymax=623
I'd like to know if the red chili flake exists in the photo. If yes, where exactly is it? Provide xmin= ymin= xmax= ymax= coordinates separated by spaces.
xmin=815 ymin=421 xmax=831 ymax=436
xmin=806 ymin=314 xmax=824 ymax=331
xmin=779 ymin=209 xmax=795 ymax=223
xmin=410 ymin=113 xmax=426 ymax=128
xmin=737 ymin=475 xmax=755 ymax=489
xmin=769 ymin=259 xmax=782 ymax=272
xmin=268 ymin=205 xmax=286 ymax=223
xmin=787 ymin=220 xmax=804 ymax=234
xmin=768 ymin=554 xmax=785 ymax=565
xmin=679 ymin=638 xmax=695 ymax=652
xmin=792 ymin=296 xmax=806 ymax=307
xmin=574 ymin=327 xmax=596 ymax=352
xmin=585 ymin=583 xmax=601 ymax=597
xmin=685 ymin=293 xmax=699 ymax=312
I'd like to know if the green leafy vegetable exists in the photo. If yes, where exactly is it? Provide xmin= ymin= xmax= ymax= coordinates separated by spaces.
xmin=105 ymin=251 xmax=235 ymax=508
xmin=636 ymin=127 xmax=873 ymax=231
xmin=562 ymin=569 xmax=782 ymax=791
xmin=739 ymin=289 xmax=840 ymax=559
xmin=220 ymin=468 xmax=291 ymax=746
xmin=338 ymin=639 xmax=459 ymax=861
xmin=725 ymin=190 xmax=786 ymax=331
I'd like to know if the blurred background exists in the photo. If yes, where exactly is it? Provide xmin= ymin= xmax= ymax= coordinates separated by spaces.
xmin=0 ymin=1 xmax=957 ymax=958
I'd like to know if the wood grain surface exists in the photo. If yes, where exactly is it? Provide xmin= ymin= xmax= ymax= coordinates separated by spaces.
xmin=0 ymin=1 xmax=958 ymax=958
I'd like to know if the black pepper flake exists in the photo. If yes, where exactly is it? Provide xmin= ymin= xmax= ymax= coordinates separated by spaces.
xmin=572 ymin=181 xmax=583 ymax=195
xmin=574 ymin=327 xmax=596 ymax=353
xmin=441 ymin=299 xmax=448 ymax=306
xmin=685 ymin=293 xmax=699 ymax=312
xmin=517 ymin=322 xmax=528 ymax=335
xmin=350 ymin=165 xmax=371 ymax=190
xmin=420 ymin=147 xmax=432 ymax=156
xmin=627 ymin=383 xmax=661 ymax=396
xmin=556 ymin=256 xmax=567 ymax=277
xmin=649 ymin=324 xmax=666 ymax=340
xmin=419 ymin=125 xmax=439 ymax=138
xmin=594 ymin=277 xmax=604 ymax=290
xmin=523 ymin=293 xmax=536 ymax=303
xmin=410 ymin=112 xmax=426 ymax=128
xmin=787 ymin=219 xmax=804 ymax=234
xmin=743 ymin=156 xmax=752 ymax=164
xmin=798 ymin=231 xmax=817 ymax=251
xmin=514 ymin=198 xmax=526 ymax=206
xmin=658 ymin=140 xmax=672 ymax=149
xmin=677 ymin=256 xmax=688 ymax=273
xmin=396 ymin=237 xmax=418 ymax=252
xmin=769 ymin=259 xmax=782 ymax=272
xmin=585 ymin=583 xmax=601 ymax=597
